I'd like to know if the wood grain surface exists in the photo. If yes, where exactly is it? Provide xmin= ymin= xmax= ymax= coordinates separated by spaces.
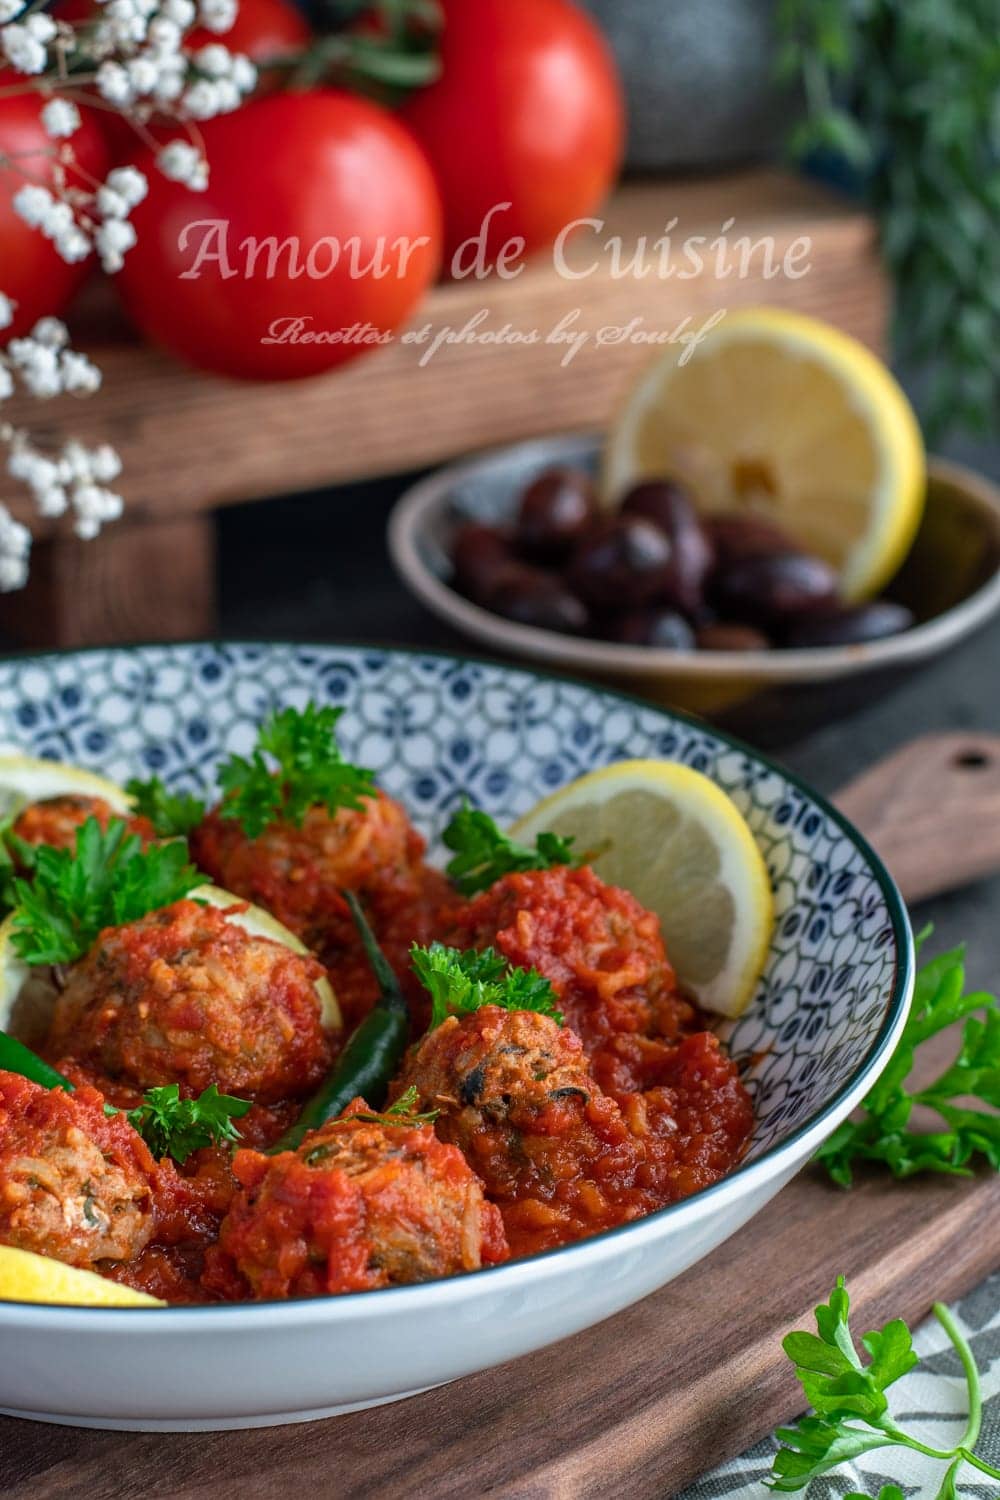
xmin=2 ymin=735 xmax=998 ymax=1500
xmin=0 ymin=171 xmax=888 ymax=647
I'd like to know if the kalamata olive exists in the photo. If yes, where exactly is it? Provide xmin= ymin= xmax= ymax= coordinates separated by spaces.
xmin=516 ymin=467 xmax=597 ymax=560
xmin=568 ymin=516 xmax=674 ymax=607
xmin=704 ymin=512 xmax=797 ymax=568
xmin=781 ymin=601 xmax=915 ymax=649
xmin=610 ymin=608 xmax=697 ymax=650
xmin=619 ymin=480 xmax=714 ymax=615
xmin=451 ymin=523 xmax=514 ymax=603
xmin=482 ymin=563 xmax=589 ymax=634
xmin=696 ymin=622 xmax=772 ymax=651
xmin=712 ymin=550 xmax=839 ymax=626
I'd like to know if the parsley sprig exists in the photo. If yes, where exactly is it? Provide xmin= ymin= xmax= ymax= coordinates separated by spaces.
xmin=410 ymin=942 xmax=563 ymax=1029
xmin=9 ymin=818 xmax=201 ymax=967
xmin=817 ymin=935 xmax=1000 ymax=1186
xmin=770 ymin=1277 xmax=1000 ymax=1493
xmin=442 ymin=804 xmax=580 ymax=897
xmin=342 ymin=1086 xmax=440 ymax=1130
xmin=125 ymin=776 xmax=206 ymax=839
xmin=125 ymin=1083 xmax=252 ymax=1164
xmin=218 ymin=704 xmax=375 ymax=839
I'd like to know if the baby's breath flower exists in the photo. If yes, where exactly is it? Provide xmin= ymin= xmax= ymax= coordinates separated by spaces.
xmin=106 ymin=166 xmax=149 ymax=208
xmin=30 ymin=318 xmax=69 ymax=350
xmin=40 ymin=98 xmax=82 ymax=139
xmin=0 ymin=368 xmax=14 ymax=402
xmin=197 ymin=0 xmax=237 ymax=33
xmin=0 ymin=0 xmax=24 ymax=21
xmin=96 ymin=59 xmax=135 ymax=105
xmin=59 ymin=350 xmax=102 ymax=394
xmin=0 ymin=294 xmax=15 ymax=333
xmin=95 ymin=216 xmax=137 ymax=272
xmin=1 ymin=23 xmax=48 ymax=75
xmin=157 ymin=138 xmax=209 ymax=190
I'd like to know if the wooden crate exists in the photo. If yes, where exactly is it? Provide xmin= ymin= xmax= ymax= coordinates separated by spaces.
xmin=0 ymin=169 xmax=889 ymax=647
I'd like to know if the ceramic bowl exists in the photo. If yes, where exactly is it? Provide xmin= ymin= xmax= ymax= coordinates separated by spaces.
xmin=387 ymin=435 xmax=1000 ymax=744
xmin=0 ymin=643 xmax=913 ymax=1431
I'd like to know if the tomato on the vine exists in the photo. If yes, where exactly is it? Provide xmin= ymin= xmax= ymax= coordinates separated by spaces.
xmin=115 ymin=90 xmax=442 ymax=380
xmin=0 ymin=85 xmax=109 ymax=338
xmin=401 ymin=0 xmax=624 ymax=270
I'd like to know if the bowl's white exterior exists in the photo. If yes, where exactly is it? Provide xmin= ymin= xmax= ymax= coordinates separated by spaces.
xmin=0 ymin=1099 xmax=877 ymax=1432
xmin=0 ymin=642 xmax=914 ymax=1430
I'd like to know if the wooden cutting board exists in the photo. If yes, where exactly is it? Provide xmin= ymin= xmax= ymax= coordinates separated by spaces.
xmin=3 ymin=733 xmax=1000 ymax=1500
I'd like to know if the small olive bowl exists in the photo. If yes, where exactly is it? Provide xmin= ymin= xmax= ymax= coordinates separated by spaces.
xmin=388 ymin=434 xmax=1000 ymax=743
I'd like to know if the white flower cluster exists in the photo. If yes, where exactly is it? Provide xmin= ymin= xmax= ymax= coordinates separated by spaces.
xmin=0 ymin=12 xmax=56 ymax=76
xmin=13 ymin=164 xmax=148 ymax=273
xmin=0 ymin=306 xmax=124 ymax=587
xmin=92 ymin=0 xmax=255 ymax=123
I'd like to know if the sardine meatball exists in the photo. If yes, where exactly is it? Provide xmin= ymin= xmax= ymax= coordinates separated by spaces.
xmin=206 ymin=1104 xmax=507 ymax=1300
xmin=191 ymin=791 xmax=450 ymax=1026
xmin=0 ymin=1071 xmax=157 ymax=1269
xmin=47 ymin=900 xmax=332 ymax=1103
xmin=394 ymin=1007 xmax=653 ymax=1254
xmin=12 ymin=795 xmax=154 ymax=853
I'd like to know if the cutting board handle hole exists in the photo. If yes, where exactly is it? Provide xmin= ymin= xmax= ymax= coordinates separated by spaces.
xmin=953 ymin=749 xmax=992 ymax=770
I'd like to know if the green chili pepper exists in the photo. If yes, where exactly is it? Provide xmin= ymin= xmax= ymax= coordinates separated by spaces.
xmin=0 ymin=1031 xmax=74 ymax=1092
xmin=268 ymin=891 xmax=410 ymax=1154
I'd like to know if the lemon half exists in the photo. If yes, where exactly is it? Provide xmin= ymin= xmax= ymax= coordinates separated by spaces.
xmin=0 ymin=753 xmax=134 ymax=824
xmin=0 ymin=883 xmax=341 ymax=1049
xmin=603 ymin=307 xmax=926 ymax=601
xmin=0 ymin=1245 xmax=165 ymax=1306
xmin=511 ymin=761 xmax=774 ymax=1018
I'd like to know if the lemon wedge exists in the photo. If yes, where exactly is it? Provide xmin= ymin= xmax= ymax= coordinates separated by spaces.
xmin=603 ymin=307 xmax=926 ymax=601
xmin=510 ymin=760 xmax=774 ymax=1018
xmin=0 ymin=1246 xmax=165 ymax=1306
xmin=0 ymin=883 xmax=340 ymax=1048
xmin=0 ymin=753 xmax=134 ymax=823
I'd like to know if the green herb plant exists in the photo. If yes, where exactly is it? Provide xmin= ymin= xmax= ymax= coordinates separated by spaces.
xmin=775 ymin=1 xmax=1000 ymax=437
xmin=770 ymin=1277 xmax=1000 ymax=1494
xmin=410 ymin=941 xmax=564 ymax=1029
xmin=125 ymin=776 xmax=206 ymax=839
xmin=219 ymin=704 xmax=376 ymax=839
xmin=442 ymin=804 xmax=580 ymax=897
xmin=125 ymin=1084 xmax=252 ymax=1165
xmin=817 ymin=935 xmax=1000 ymax=1185
xmin=337 ymin=1085 xmax=440 ymax=1130
xmin=9 ymin=818 xmax=201 ymax=966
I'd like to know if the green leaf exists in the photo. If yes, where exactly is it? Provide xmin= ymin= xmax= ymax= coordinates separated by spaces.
xmin=126 ymin=1083 xmax=252 ymax=1164
xmin=442 ymin=804 xmax=580 ymax=897
xmin=125 ymin=776 xmax=205 ymax=839
xmin=410 ymin=942 xmax=563 ymax=1029
xmin=9 ymin=818 xmax=201 ymax=967
xmin=218 ymin=704 xmax=375 ymax=839
xmin=814 ymin=944 xmax=1000 ymax=1184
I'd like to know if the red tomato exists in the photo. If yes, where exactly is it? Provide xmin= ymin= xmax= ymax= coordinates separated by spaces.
xmin=402 ymin=0 xmax=624 ymax=270
xmin=116 ymin=91 xmax=442 ymax=380
xmin=0 ymin=87 xmax=109 ymax=338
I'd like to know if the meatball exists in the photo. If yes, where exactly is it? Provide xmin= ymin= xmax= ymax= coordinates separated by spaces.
xmin=205 ymin=1103 xmax=508 ymax=1300
xmin=394 ymin=1007 xmax=656 ymax=1256
xmin=47 ymin=899 xmax=332 ymax=1103
xmin=0 ymin=1071 xmax=157 ymax=1269
xmin=442 ymin=865 xmax=698 ymax=1085
xmin=191 ymin=791 xmax=452 ymax=1029
xmin=12 ymin=795 xmax=155 ymax=854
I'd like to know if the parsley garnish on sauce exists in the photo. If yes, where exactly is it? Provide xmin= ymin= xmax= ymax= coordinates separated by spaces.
xmin=410 ymin=941 xmax=563 ymax=1029
xmin=218 ymin=703 xmax=375 ymax=839
xmin=770 ymin=1277 xmax=1000 ymax=1493
xmin=125 ymin=775 xmax=206 ymax=839
xmin=125 ymin=1083 xmax=252 ymax=1165
xmin=9 ymin=817 xmax=201 ymax=966
xmin=816 ymin=933 xmax=1000 ymax=1185
xmin=442 ymin=804 xmax=579 ymax=897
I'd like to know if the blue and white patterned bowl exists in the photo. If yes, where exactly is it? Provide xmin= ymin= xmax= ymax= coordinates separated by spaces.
xmin=0 ymin=643 xmax=914 ymax=1431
